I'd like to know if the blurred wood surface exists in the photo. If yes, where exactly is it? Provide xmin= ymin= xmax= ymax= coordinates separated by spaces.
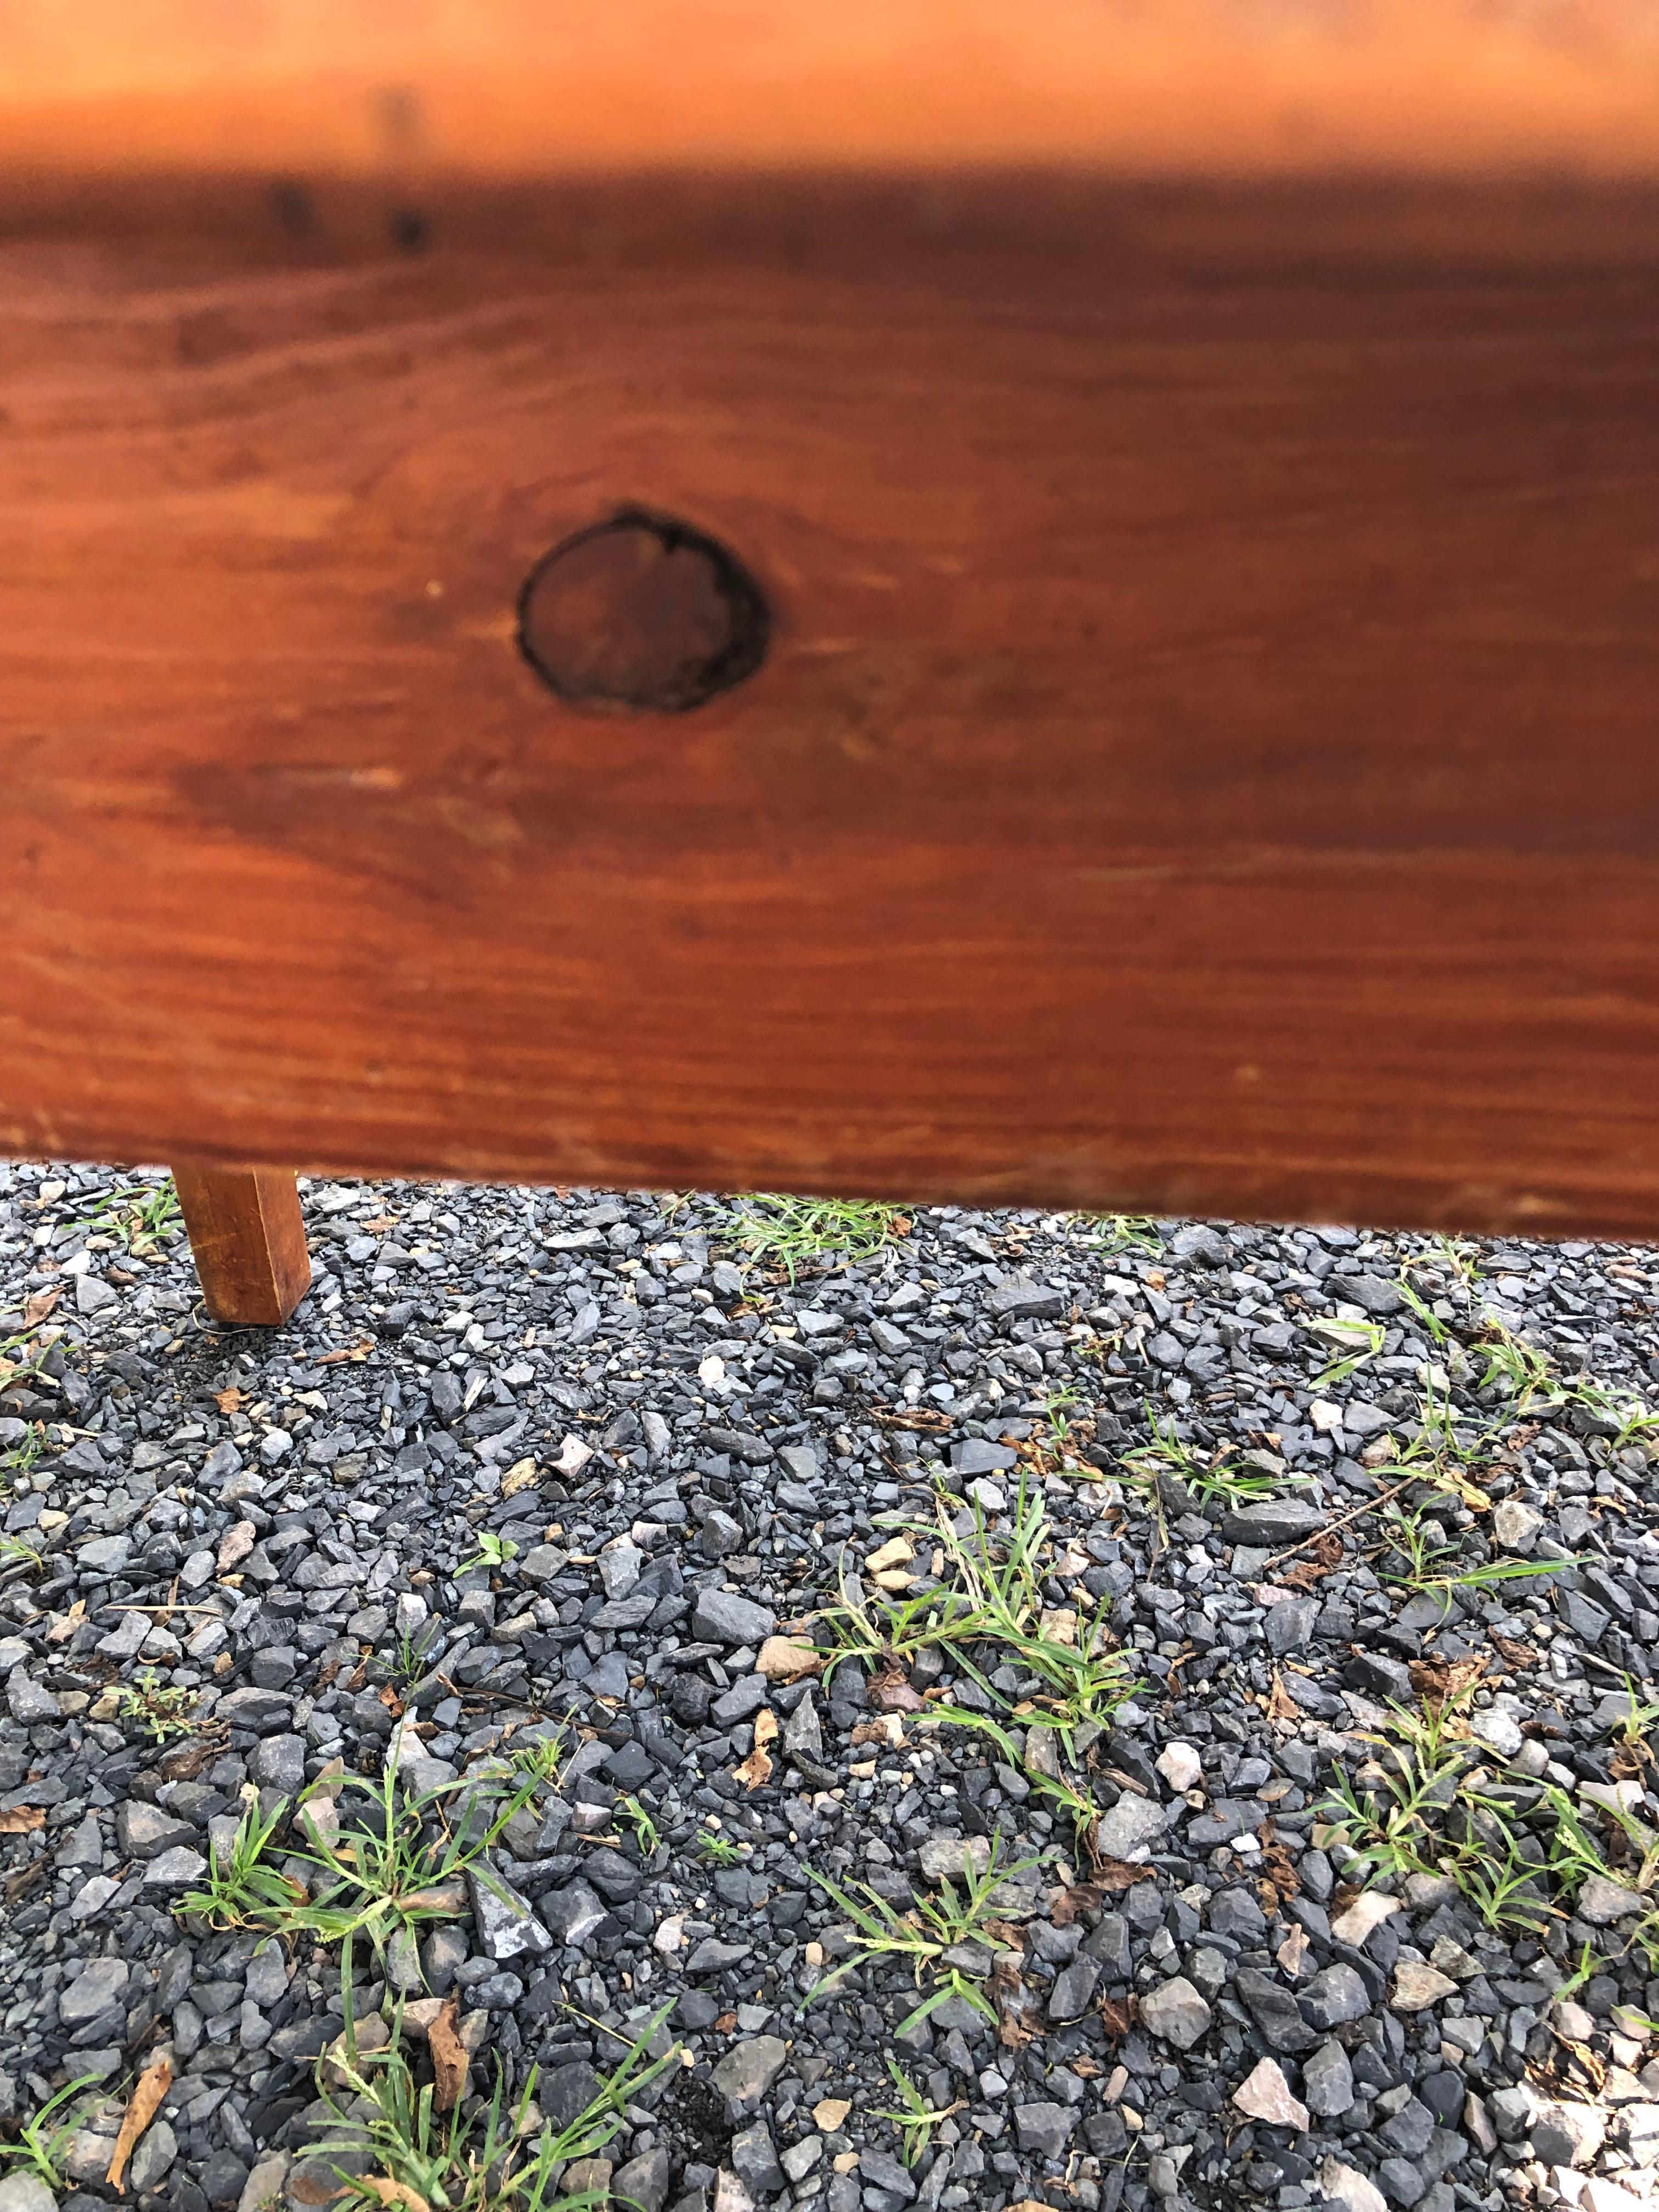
xmin=2 ymin=3 xmax=1659 ymax=177
xmin=3 ymin=8 xmax=1659 ymax=1238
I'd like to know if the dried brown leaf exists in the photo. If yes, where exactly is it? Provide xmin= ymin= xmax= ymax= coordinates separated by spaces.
xmin=849 ymin=1717 xmax=904 ymax=1749
xmin=990 ymin=1956 xmax=1034 ymax=2050
xmin=213 ymin=1386 xmax=247 ymax=1415
xmin=359 ymin=2181 xmax=432 ymax=2212
xmin=106 ymin=2053 xmax=172 ymax=2191
xmin=23 ymin=1287 xmax=60 ymax=1325
xmin=3 ymin=1858 xmax=48 ymax=1904
xmin=47 ymin=1600 xmax=87 ymax=1645
xmin=1410 ymin=1655 xmax=1487 ymax=1713
xmin=1278 ymin=1556 xmax=1331 ymax=1593
xmin=315 ymin=1338 xmax=375 ymax=1365
xmin=1265 ymin=1670 xmax=1300 ymax=1722
xmin=429 ymin=1992 xmax=469 ymax=2115
xmin=869 ymin=1407 xmax=952 ymax=1434
xmin=156 ymin=1728 xmax=229 ymax=1781
xmin=399 ymin=1884 xmax=465 ymax=1916
xmin=1100 ymin=1995 xmax=1136 ymax=2039
xmin=1257 ymin=1819 xmax=1301 ymax=1902
xmin=1093 ymin=1859 xmax=1158 ymax=1892
xmin=0 ymin=1805 xmax=44 ymax=1833
xmin=1276 ymin=1924 xmax=1310 ymax=1976
xmin=1050 ymin=1883 xmax=1108 ymax=1927
xmin=736 ymin=1708 xmax=777 ymax=1790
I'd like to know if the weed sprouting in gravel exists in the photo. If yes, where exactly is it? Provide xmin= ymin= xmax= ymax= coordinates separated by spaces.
xmin=1571 ymin=1379 xmax=1659 ymax=1454
xmin=1323 ymin=1688 xmax=1659 ymax=1942
xmin=485 ymin=1728 xmax=568 ymax=1791
xmin=1076 ymin=1214 xmax=1163 ymax=1258
xmin=114 ymin=1667 xmax=200 ymax=1742
xmin=1028 ymin=1769 xmax=1112 ymax=1876
xmin=730 ymin=1195 xmax=912 ymax=1279
xmin=179 ymin=1790 xmax=308 ymax=1929
xmin=455 ymin=1529 xmax=518 ymax=1577
xmin=1604 ymin=1676 xmax=1659 ymax=1760
xmin=871 ymin=2061 xmax=964 ymax=2167
xmin=1470 ymin=1322 xmax=1564 ymax=1413
xmin=1322 ymin=1695 xmax=1549 ymax=1932
xmin=68 ymin=1175 xmax=182 ymax=1258
xmin=616 ymin=1794 xmax=660 ymax=1855
xmin=1373 ymin=1499 xmax=1561 ymax=1598
xmin=1119 ymin=1410 xmax=1305 ymax=1510
xmin=0 ymin=1329 xmax=52 ymax=1401
xmin=0 ymin=1417 xmax=44 ymax=1494
xmin=818 ymin=1477 xmax=1136 ymax=1746
xmin=295 ymin=1765 xmax=551 ymax=1954
xmin=314 ymin=1941 xmax=676 ymax=2211
xmin=178 ymin=1762 xmax=552 ymax=1955
xmin=1306 ymin=1316 xmax=1385 ymax=1390
xmin=693 ymin=1833 xmax=744 ymax=1869
xmin=388 ymin=1622 xmax=443 ymax=1687
xmin=1400 ymin=1263 xmax=1659 ymax=1450
xmin=0 ymin=1530 xmax=44 ymax=1577
xmin=0 ymin=2073 xmax=105 ymax=2192
xmin=807 ymin=1839 xmax=1035 ymax=2033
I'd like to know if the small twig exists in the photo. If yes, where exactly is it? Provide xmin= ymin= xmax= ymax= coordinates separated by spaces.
xmin=1581 ymin=1651 xmax=1646 ymax=1683
xmin=103 ymin=1604 xmax=225 ymax=1619
xmin=1257 ymin=1474 xmax=1421 ymax=1572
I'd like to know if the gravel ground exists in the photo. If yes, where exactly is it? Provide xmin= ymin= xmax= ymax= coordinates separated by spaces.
xmin=3 ymin=1167 xmax=1659 ymax=2212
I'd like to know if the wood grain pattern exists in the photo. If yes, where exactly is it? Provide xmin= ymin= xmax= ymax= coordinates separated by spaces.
xmin=2 ymin=173 xmax=1659 ymax=1238
xmin=172 ymin=1168 xmax=311 ymax=1326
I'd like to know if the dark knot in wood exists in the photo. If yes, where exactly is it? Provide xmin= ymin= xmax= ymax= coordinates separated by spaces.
xmin=517 ymin=507 xmax=771 ymax=713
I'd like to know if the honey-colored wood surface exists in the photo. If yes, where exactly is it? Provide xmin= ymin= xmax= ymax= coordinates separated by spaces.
xmin=4 ymin=172 xmax=1659 ymax=1238
xmin=2 ymin=3 xmax=1659 ymax=177
xmin=173 ymin=1167 xmax=312 ymax=1326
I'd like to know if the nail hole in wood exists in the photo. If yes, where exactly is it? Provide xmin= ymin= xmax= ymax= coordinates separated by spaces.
xmin=517 ymin=507 xmax=771 ymax=714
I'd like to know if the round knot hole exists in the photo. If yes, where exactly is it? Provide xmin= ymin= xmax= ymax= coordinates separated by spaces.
xmin=517 ymin=507 xmax=771 ymax=714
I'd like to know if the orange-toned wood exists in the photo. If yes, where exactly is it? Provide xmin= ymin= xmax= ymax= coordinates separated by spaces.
xmin=1 ymin=174 xmax=1658 ymax=1240
xmin=172 ymin=1168 xmax=311 ymax=1327
xmin=2 ymin=3 xmax=1659 ymax=179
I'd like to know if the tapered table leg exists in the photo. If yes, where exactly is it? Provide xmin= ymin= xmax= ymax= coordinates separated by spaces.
xmin=172 ymin=1165 xmax=311 ymax=1326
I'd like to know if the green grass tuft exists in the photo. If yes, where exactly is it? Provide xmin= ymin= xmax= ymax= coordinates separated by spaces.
xmin=730 ymin=1195 xmax=912 ymax=1280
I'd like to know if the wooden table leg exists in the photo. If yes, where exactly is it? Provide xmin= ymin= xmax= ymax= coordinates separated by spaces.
xmin=172 ymin=1165 xmax=311 ymax=1326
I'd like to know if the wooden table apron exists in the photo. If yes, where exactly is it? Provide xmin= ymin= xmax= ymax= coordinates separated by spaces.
xmin=2 ymin=170 xmax=1659 ymax=1328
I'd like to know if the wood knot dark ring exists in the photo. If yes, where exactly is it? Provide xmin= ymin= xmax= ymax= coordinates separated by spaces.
xmin=516 ymin=506 xmax=771 ymax=713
